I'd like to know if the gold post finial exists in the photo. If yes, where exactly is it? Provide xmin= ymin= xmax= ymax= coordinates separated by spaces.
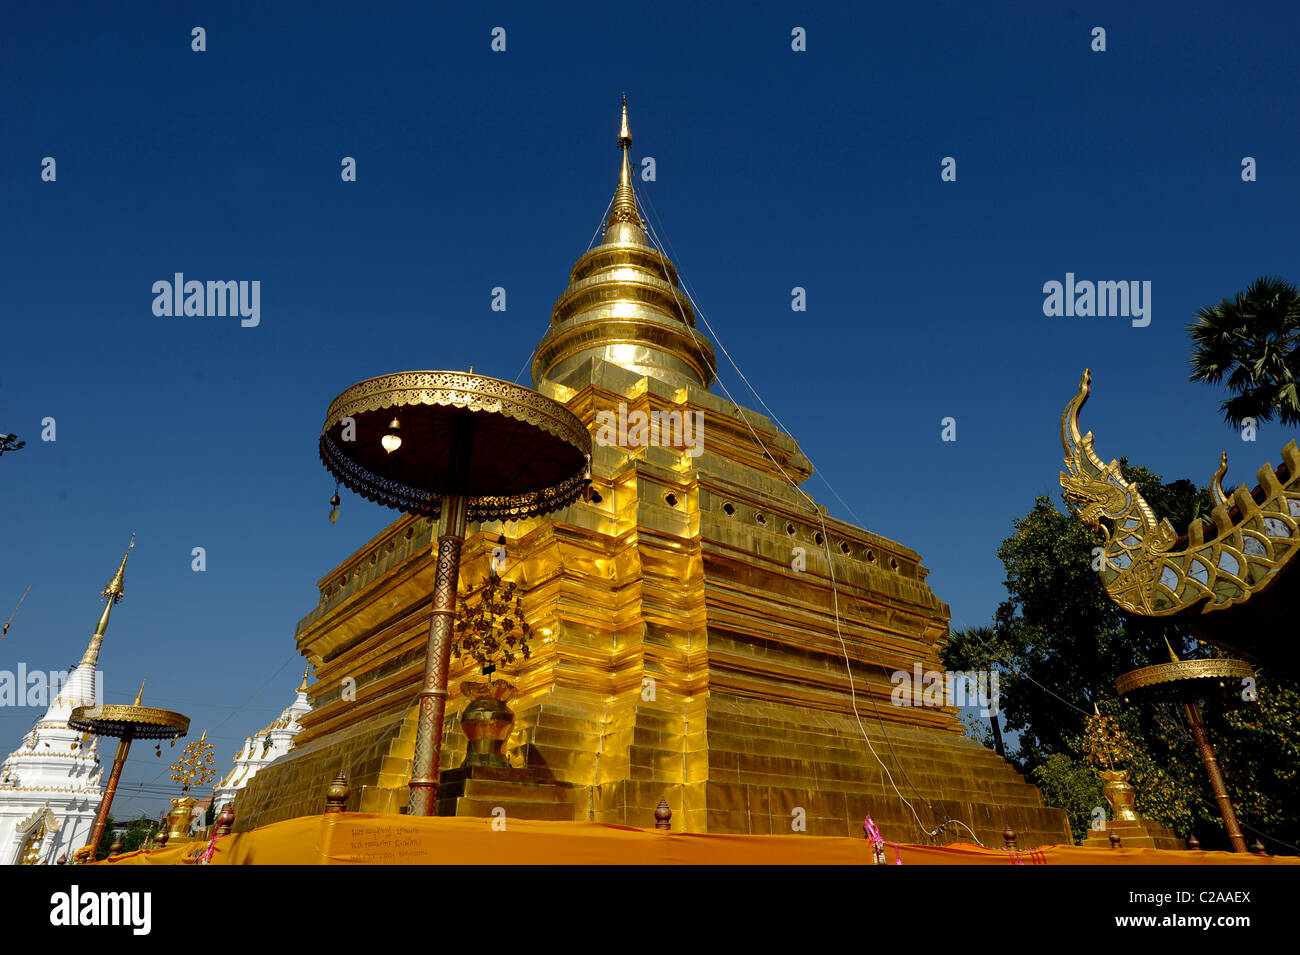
xmin=607 ymin=94 xmax=642 ymax=230
xmin=1164 ymin=636 xmax=1181 ymax=663
xmin=81 ymin=534 xmax=136 ymax=669
xmin=297 ymin=667 xmax=310 ymax=693
xmin=102 ymin=533 xmax=135 ymax=604
xmin=134 ymin=680 xmax=145 ymax=705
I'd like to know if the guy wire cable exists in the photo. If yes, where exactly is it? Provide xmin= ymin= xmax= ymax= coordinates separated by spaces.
xmin=113 ymin=652 xmax=301 ymax=815
xmin=636 ymin=191 xmax=959 ymax=843
xmin=512 ymin=194 xmax=616 ymax=384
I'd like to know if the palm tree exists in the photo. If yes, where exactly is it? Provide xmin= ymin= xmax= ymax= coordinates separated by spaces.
xmin=1188 ymin=276 xmax=1300 ymax=428
xmin=943 ymin=625 xmax=1007 ymax=757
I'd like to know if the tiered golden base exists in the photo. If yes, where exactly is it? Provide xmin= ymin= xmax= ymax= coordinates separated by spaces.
xmin=436 ymin=765 xmax=575 ymax=821
xmin=1083 ymin=819 xmax=1186 ymax=851
xmin=238 ymin=690 xmax=1067 ymax=846
xmin=235 ymin=359 xmax=1070 ymax=848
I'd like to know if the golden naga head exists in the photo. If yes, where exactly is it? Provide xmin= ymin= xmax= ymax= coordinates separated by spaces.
xmin=1059 ymin=369 xmax=1169 ymax=546
xmin=1060 ymin=370 xmax=1123 ymax=530
xmin=1061 ymin=472 xmax=1123 ymax=534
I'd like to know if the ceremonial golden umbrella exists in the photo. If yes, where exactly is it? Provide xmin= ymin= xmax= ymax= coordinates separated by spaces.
xmin=319 ymin=370 xmax=590 ymax=815
xmin=1117 ymin=646 xmax=1257 ymax=853
xmin=68 ymin=683 xmax=189 ymax=861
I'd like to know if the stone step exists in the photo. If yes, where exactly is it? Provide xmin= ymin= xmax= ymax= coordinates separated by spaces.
xmin=1082 ymin=821 xmax=1186 ymax=851
xmin=440 ymin=796 xmax=575 ymax=821
xmin=452 ymin=778 xmax=573 ymax=804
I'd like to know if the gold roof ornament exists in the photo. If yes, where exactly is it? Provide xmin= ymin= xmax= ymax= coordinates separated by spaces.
xmin=170 ymin=729 xmax=217 ymax=795
xmin=531 ymin=96 xmax=716 ymax=390
xmin=80 ymin=534 xmax=135 ymax=671
xmin=608 ymin=93 xmax=642 ymax=229
xmin=101 ymin=533 xmax=134 ymax=604
xmin=1059 ymin=369 xmax=1300 ymax=662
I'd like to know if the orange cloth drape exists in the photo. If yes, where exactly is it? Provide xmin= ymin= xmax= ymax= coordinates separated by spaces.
xmin=96 ymin=814 xmax=1296 ymax=866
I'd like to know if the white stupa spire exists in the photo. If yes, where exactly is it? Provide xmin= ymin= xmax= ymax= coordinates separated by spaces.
xmin=0 ymin=537 xmax=134 ymax=865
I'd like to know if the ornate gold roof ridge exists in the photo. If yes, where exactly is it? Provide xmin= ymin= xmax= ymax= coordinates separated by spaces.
xmin=1059 ymin=368 xmax=1300 ymax=620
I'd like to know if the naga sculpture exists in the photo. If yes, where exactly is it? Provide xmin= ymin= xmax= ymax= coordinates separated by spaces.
xmin=1060 ymin=369 xmax=1300 ymax=631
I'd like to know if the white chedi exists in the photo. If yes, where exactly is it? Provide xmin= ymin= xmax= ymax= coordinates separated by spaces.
xmin=212 ymin=670 xmax=312 ymax=818
xmin=0 ymin=668 xmax=106 ymax=865
xmin=0 ymin=540 xmax=134 ymax=865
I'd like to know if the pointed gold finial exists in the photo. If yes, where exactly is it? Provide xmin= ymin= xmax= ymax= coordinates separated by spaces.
xmin=134 ymin=680 xmax=145 ymax=705
xmin=1093 ymin=702 xmax=1101 ymax=716
xmin=81 ymin=534 xmax=135 ymax=669
xmin=297 ymin=667 xmax=310 ymax=693
xmin=618 ymin=92 xmax=631 ymax=146
xmin=1164 ymin=636 xmax=1180 ymax=663
xmin=607 ymin=93 xmax=643 ymax=230
xmin=102 ymin=533 xmax=135 ymax=604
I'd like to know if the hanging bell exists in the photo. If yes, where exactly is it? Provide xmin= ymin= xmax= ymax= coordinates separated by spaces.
xmin=381 ymin=417 xmax=402 ymax=454
xmin=329 ymin=486 xmax=342 ymax=525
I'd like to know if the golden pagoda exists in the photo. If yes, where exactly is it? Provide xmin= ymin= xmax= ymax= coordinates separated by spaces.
xmin=235 ymin=100 xmax=1069 ymax=846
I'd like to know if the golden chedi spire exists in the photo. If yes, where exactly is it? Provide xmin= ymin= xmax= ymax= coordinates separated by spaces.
xmin=608 ymin=93 xmax=642 ymax=231
xmin=80 ymin=534 xmax=134 ymax=670
xmin=531 ymin=95 xmax=716 ymax=390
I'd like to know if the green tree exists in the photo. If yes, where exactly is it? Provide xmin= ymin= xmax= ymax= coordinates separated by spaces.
xmin=1031 ymin=753 xmax=1103 ymax=842
xmin=1188 ymin=276 xmax=1300 ymax=428
xmin=93 ymin=813 xmax=157 ymax=860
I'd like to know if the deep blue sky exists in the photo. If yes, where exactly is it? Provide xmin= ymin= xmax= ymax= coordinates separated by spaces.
xmin=3 ymin=2 xmax=1298 ymax=820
